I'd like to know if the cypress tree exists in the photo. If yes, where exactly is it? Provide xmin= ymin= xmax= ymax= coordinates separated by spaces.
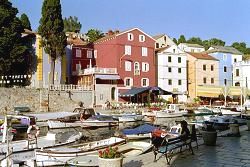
xmin=38 ymin=0 xmax=67 ymax=85
xmin=0 ymin=0 xmax=29 ymax=86
xmin=20 ymin=13 xmax=32 ymax=30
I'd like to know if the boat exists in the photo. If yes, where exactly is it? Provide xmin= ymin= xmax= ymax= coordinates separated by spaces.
xmin=112 ymin=114 xmax=144 ymax=122
xmin=47 ymin=108 xmax=118 ymax=129
xmin=154 ymin=104 xmax=187 ymax=118
xmin=117 ymin=141 xmax=153 ymax=157
xmin=35 ymin=137 xmax=126 ymax=166
xmin=193 ymin=107 xmax=215 ymax=116
xmin=122 ymin=124 xmax=158 ymax=140
xmin=67 ymin=155 xmax=99 ymax=167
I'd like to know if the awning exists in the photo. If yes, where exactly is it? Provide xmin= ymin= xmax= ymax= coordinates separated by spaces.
xmin=119 ymin=87 xmax=149 ymax=97
xmin=95 ymin=74 xmax=120 ymax=80
xmin=119 ymin=86 xmax=172 ymax=97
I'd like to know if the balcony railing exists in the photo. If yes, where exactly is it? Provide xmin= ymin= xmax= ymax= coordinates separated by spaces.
xmin=83 ymin=67 xmax=117 ymax=75
xmin=48 ymin=84 xmax=92 ymax=91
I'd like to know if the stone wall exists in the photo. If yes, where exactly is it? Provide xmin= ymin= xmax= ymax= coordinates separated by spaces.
xmin=0 ymin=88 xmax=92 ymax=113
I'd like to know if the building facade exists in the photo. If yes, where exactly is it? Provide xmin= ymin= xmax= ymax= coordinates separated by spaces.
xmin=206 ymin=46 xmax=243 ymax=86
xmin=93 ymin=28 xmax=156 ymax=102
xmin=153 ymin=34 xmax=176 ymax=49
xmin=187 ymin=52 xmax=219 ymax=100
xmin=178 ymin=43 xmax=205 ymax=53
xmin=156 ymin=45 xmax=187 ymax=102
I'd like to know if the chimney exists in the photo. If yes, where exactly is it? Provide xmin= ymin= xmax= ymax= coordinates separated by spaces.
xmin=106 ymin=30 xmax=114 ymax=36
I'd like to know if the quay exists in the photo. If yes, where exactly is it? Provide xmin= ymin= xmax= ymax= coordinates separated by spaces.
xmin=123 ymin=126 xmax=250 ymax=167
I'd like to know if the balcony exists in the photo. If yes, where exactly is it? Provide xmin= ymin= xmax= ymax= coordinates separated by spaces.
xmin=83 ymin=67 xmax=117 ymax=75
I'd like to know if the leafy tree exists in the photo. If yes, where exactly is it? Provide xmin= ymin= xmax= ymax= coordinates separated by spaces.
xmin=63 ymin=16 xmax=82 ymax=32
xmin=172 ymin=38 xmax=177 ymax=44
xmin=203 ymin=38 xmax=225 ymax=50
xmin=86 ymin=29 xmax=105 ymax=43
xmin=231 ymin=42 xmax=249 ymax=54
xmin=20 ymin=13 xmax=31 ymax=30
xmin=0 ymin=0 xmax=30 ymax=86
xmin=38 ymin=0 xmax=67 ymax=84
xmin=186 ymin=37 xmax=203 ymax=46
xmin=177 ymin=35 xmax=186 ymax=44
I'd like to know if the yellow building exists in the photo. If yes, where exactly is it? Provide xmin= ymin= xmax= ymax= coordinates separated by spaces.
xmin=187 ymin=52 xmax=219 ymax=99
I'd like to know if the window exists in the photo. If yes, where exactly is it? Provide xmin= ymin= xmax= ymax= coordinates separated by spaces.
xmin=125 ymin=45 xmax=131 ymax=55
xmin=127 ymin=33 xmax=134 ymax=41
xmin=178 ymin=80 xmax=182 ymax=85
xmin=191 ymin=49 xmax=194 ymax=52
xmin=203 ymin=65 xmax=206 ymax=71
xmin=224 ymin=79 xmax=227 ymax=85
xmin=173 ymin=49 xmax=176 ymax=53
xmin=87 ymin=50 xmax=92 ymax=58
xmin=234 ymin=58 xmax=237 ymax=63
xmin=224 ymin=66 xmax=227 ymax=72
xmin=168 ymin=67 xmax=172 ymax=73
xmin=76 ymin=63 xmax=81 ymax=71
xmin=168 ymin=79 xmax=172 ymax=85
xmin=178 ymin=57 xmax=181 ymax=63
xmin=223 ymin=54 xmax=227 ymax=60
xmin=211 ymin=78 xmax=214 ymax=84
xmin=156 ymin=43 xmax=159 ymax=48
xmin=211 ymin=65 xmax=214 ymax=71
xmin=236 ymin=69 xmax=239 ymax=76
xmin=142 ymin=62 xmax=149 ymax=72
xmin=124 ymin=77 xmax=133 ymax=87
xmin=134 ymin=62 xmax=140 ymax=75
xmin=76 ymin=49 xmax=81 ymax=58
xmin=203 ymin=77 xmax=207 ymax=84
xmin=141 ymin=78 xmax=149 ymax=87
xmin=168 ymin=56 xmax=171 ymax=62
xmin=142 ymin=47 xmax=148 ymax=56
xmin=94 ymin=50 xmax=97 ymax=58
xmin=178 ymin=68 xmax=181 ymax=73
xmin=125 ymin=61 xmax=131 ymax=71
xmin=139 ymin=35 xmax=145 ymax=42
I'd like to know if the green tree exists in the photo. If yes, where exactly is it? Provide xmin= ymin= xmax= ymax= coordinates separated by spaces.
xmin=20 ymin=13 xmax=31 ymax=30
xmin=0 ymin=0 xmax=30 ymax=86
xmin=186 ymin=37 xmax=203 ymax=45
xmin=172 ymin=38 xmax=177 ymax=44
xmin=203 ymin=38 xmax=225 ymax=50
xmin=63 ymin=16 xmax=82 ymax=32
xmin=231 ymin=42 xmax=248 ymax=54
xmin=177 ymin=35 xmax=186 ymax=44
xmin=38 ymin=0 xmax=67 ymax=85
xmin=86 ymin=29 xmax=104 ymax=43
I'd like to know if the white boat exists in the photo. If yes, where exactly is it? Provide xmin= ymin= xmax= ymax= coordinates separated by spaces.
xmin=35 ymin=137 xmax=125 ymax=166
xmin=67 ymin=155 xmax=99 ymax=167
xmin=47 ymin=108 xmax=118 ymax=129
xmin=154 ymin=104 xmax=187 ymax=118
xmin=113 ymin=114 xmax=144 ymax=122
xmin=194 ymin=107 xmax=215 ymax=115
xmin=125 ymin=133 xmax=152 ymax=140
xmin=117 ymin=141 xmax=153 ymax=157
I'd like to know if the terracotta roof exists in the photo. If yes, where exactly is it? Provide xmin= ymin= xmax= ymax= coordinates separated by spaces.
xmin=180 ymin=43 xmax=204 ymax=48
xmin=152 ymin=34 xmax=165 ymax=40
xmin=187 ymin=52 xmax=218 ymax=61
xmin=155 ymin=46 xmax=171 ymax=52
xmin=206 ymin=46 xmax=243 ymax=55
xmin=67 ymin=38 xmax=87 ymax=46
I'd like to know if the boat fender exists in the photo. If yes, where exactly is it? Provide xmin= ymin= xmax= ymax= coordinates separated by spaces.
xmin=27 ymin=125 xmax=40 ymax=138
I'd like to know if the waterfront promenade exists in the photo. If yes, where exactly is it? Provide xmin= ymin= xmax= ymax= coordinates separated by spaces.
xmin=124 ymin=126 xmax=250 ymax=167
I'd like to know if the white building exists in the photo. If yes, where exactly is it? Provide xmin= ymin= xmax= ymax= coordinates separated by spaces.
xmin=178 ymin=43 xmax=205 ymax=53
xmin=153 ymin=34 xmax=176 ymax=49
xmin=156 ymin=45 xmax=187 ymax=102
xmin=233 ymin=61 xmax=250 ymax=88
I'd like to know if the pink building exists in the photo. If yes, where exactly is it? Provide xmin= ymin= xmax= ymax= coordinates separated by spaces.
xmin=93 ymin=28 xmax=156 ymax=102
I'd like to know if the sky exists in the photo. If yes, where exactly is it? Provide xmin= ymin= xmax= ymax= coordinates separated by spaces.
xmin=11 ymin=0 xmax=250 ymax=46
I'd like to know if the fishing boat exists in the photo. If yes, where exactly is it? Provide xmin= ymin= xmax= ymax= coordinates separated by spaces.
xmin=193 ymin=107 xmax=215 ymax=116
xmin=113 ymin=114 xmax=144 ymax=122
xmin=47 ymin=108 xmax=118 ymax=129
xmin=154 ymin=104 xmax=187 ymax=118
xmin=35 ymin=137 xmax=125 ymax=166
xmin=67 ymin=155 xmax=99 ymax=167
xmin=122 ymin=124 xmax=158 ymax=140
